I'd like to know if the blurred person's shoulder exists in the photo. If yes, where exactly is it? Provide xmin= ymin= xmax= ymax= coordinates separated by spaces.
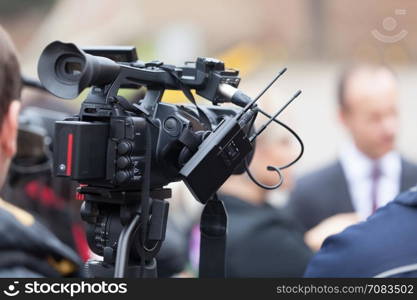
xmin=305 ymin=186 xmax=417 ymax=277
xmin=0 ymin=198 xmax=82 ymax=277
xmin=401 ymin=157 xmax=417 ymax=185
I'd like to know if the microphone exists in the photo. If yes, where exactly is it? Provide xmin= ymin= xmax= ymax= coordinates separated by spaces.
xmin=218 ymin=67 xmax=287 ymax=108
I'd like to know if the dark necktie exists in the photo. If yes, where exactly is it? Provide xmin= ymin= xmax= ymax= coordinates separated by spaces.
xmin=371 ymin=162 xmax=382 ymax=214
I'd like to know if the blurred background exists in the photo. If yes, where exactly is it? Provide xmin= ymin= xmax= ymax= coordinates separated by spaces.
xmin=2 ymin=0 xmax=417 ymax=174
xmin=0 ymin=0 xmax=417 ymax=277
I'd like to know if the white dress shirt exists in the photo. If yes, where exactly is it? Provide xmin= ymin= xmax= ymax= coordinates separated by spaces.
xmin=339 ymin=142 xmax=401 ymax=220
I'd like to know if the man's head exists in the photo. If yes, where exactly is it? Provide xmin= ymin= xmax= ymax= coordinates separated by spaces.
xmin=338 ymin=65 xmax=399 ymax=159
xmin=0 ymin=26 xmax=21 ymax=188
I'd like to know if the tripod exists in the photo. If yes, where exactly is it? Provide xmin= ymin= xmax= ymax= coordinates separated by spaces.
xmin=79 ymin=186 xmax=171 ymax=278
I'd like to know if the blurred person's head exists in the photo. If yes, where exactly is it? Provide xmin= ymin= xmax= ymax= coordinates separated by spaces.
xmin=0 ymin=26 xmax=21 ymax=188
xmin=249 ymin=125 xmax=295 ymax=190
xmin=338 ymin=65 xmax=398 ymax=159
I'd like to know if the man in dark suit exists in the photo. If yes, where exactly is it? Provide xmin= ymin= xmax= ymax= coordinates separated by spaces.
xmin=288 ymin=65 xmax=417 ymax=233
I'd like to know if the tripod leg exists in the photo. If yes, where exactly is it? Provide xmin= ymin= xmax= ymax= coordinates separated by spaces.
xmin=114 ymin=214 xmax=141 ymax=278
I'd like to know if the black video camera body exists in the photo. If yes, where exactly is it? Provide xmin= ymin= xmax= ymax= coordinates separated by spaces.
xmin=37 ymin=40 xmax=301 ymax=277
xmin=53 ymin=102 xmax=243 ymax=191
xmin=39 ymin=41 xmax=255 ymax=204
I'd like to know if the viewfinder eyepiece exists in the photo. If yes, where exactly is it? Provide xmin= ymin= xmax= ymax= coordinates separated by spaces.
xmin=38 ymin=41 xmax=121 ymax=99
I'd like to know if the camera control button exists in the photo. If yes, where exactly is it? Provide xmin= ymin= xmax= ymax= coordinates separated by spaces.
xmin=117 ymin=141 xmax=133 ymax=155
xmin=117 ymin=156 xmax=131 ymax=169
xmin=164 ymin=117 xmax=180 ymax=136
xmin=115 ymin=170 xmax=130 ymax=184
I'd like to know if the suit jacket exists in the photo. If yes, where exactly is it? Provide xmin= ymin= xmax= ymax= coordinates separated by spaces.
xmin=288 ymin=158 xmax=417 ymax=231
xmin=221 ymin=194 xmax=313 ymax=277
xmin=305 ymin=187 xmax=417 ymax=277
